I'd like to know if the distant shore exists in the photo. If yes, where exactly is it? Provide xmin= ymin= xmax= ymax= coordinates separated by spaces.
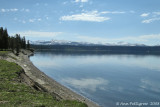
xmin=31 ymin=45 xmax=160 ymax=54
xmin=5 ymin=50 xmax=99 ymax=107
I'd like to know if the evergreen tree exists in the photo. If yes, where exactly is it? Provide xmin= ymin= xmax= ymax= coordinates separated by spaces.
xmin=22 ymin=36 xmax=26 ymax=49
xmin=15 ymin=34 xmax=20 ymax=55
xmin=3 ymin=28 xmax=9 ymax=50
xmin=10 ymin=37 xmax=15 ymax=52
xmin=0 ymin=27 xmax=29 ymax=52
xmin=27 ymin=40 xmax=30 ymax=49
xmin=0 ymin=27 xmax=3 ymax=49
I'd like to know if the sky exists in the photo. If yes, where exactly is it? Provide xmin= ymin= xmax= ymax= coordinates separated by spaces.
xmin=0 ymin=0 xmax=160 ymax=45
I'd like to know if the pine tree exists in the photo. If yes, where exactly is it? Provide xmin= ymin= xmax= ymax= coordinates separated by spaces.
xmin=0 ymin=27 xmax=3 ymax=50
xmin=10 ymin=37 xmax=15 ymax=52
xmin=27 ymin=40 xmax=30 ymax=49
xmin=0 ymin=27 xmax=28 ymax=52
xmin=3 ymin=28 xmax=9 ymax=50
xmin=15 ymin=34 xmax=20 ymax=56
xmin=22 ymin=36 xmax=26 ymax=49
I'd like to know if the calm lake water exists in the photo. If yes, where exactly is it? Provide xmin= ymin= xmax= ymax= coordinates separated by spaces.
xmin=30 ymin=51 xmax=160 ymax=107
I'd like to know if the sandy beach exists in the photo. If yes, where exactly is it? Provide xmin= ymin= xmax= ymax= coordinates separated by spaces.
xmin=4 ymin=50 xmax=99 ymax=107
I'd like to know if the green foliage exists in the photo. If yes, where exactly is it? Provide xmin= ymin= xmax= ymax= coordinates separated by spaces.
xmin=15 ymin=34 xmax=20 ymax=56
xmin=27 ymin=40 xmax=30 ymax=49
xmin=0 ymin=27 xmax=28 ymax=55
xmin=0 ymin=60 xmax=87 ymax=107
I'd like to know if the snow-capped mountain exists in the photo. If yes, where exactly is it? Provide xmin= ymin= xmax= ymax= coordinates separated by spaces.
xmin=30 ymin=40 xmax=146 ymax=46
xmin=115 ymin=41 xmax=146 ymax=46
xmin=30 ymin=40 xmax=100 ymax=46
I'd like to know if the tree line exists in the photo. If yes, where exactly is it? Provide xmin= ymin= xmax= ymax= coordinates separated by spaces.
xmin=0 ymin=27 xmax=30 ymax=55
xmin=31 ymin=44 xmax=160 ymax=54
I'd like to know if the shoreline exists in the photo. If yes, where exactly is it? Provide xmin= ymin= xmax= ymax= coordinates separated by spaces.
xmin=5 ymin=50 xmax=99 ymax=107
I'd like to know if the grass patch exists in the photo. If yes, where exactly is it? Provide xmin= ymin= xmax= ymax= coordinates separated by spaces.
xmin=0 ymin=51 xmax=9 ymax=54
xmin=0 ymin=60 xmax=87 ymax=107
xmin=0 ymin=51 xmax=17 ymax=60
xmin=0 ymin=51 xmax=9 ymax=57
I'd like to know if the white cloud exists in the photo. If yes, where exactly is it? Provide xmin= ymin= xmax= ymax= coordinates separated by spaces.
xmin=153 ymin=12 xmax=160 ymax=16
xmin=14 ymin=17 xmax=42 ymax=24
xmin=141 ymin=11 xmax=160 ymax=23
xmin=101 ymin=11 xmax=126 ymax=14
xmin=29 ymin=19 xmax=35 ymax=23
xmin=142 ymin=17 xmax=160 ymax=23
xmin=0 ymin=8 xmax=30 ymax=13
xmin=140 ymin=13 xmax=150 ymax=17
xmin=0 ymin=8 xmax=18 ymax=12
xmin=21 ymin=8 xmax=30 ymax=12
xmin=81 ymin=0 xmax=88 ymax=2
xmin=10 ymin=8 xmax=18 ymax=12
xmin=37 ymin=18 xmax=42 ymax=21
xmin=75 ymin=0 xmax=88 ymax=3
xmin=16 ymin=31 xmax=63 ymax=38
xmin=60 ymin=11 xmax=110 ymax=22
xmin=62 ymin=78 xmax=108 ymax=92
xmin=63 ymin=1 xmax=67 ymax=5
xmin=60 ymin=10 xmax=126 ymax=22
xmin=77 ymin=34 xmax=160 ymax=45
xmin=29 ymin=18 xmax=42 ymax=23
xmin=46 ymin=17 xmax=49 ymax=20
xmin=138 ymin=34 xmax=160 ymax=39
xmin=75 ymin=0 xmax=80 ymax=2
xmin=15 ymin=19 xmax=27 ymax=24
xmin=25 ymin=9 xmax=30 ymax=12
xmin=22 ymin=20 xmax=26 ymax=24
xmin=1 ymin=9 xmax=6 ymax=12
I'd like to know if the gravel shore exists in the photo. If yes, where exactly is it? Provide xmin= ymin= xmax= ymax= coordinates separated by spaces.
xmin=5 ymin=50 xmax=99 ymax=107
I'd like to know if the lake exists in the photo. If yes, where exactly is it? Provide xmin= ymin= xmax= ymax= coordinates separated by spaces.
xmin=30 ymin=51 xmax=160 ymax=107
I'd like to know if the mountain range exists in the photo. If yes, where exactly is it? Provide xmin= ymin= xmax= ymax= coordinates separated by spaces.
xmin=30 ymin=40 xmax=148 ymax=46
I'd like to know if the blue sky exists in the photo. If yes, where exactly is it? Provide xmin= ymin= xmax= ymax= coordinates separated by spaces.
xmin=0 ymin=0 xmax=160 ymax=45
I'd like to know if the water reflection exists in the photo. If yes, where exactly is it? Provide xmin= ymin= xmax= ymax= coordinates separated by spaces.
xmin=62 ymin=78 xmax=109 ymax=92
xmin=30 ymin=51 xmax=160 ymax=107
xmin=141 ymin=79 xmax=160 ymax=93
xmin=33 ymin=52 xmax=160 ymax=71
